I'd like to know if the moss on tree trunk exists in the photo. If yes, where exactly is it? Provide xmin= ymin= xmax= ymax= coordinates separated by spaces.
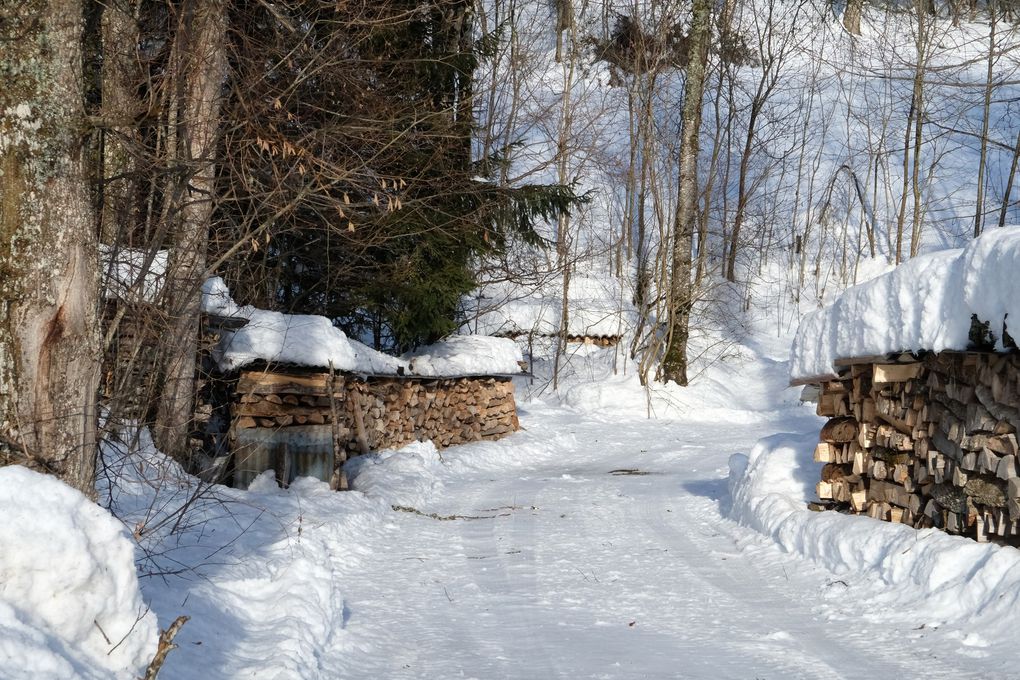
xmin=0 ymin=1 xmax=101 ymax=496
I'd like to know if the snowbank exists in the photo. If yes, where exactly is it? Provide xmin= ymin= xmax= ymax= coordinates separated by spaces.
xmin=0 ymin=466 xmax=157 ymax=679
xmin=201 ymin=277 xmax=522 ymax=376
xmin=728 ymin=433 xmax=1020 ymax=638
xmin=471 ymin=293 xmax=626 ymax=338
xmin=790 ymin=227 xmax=1020 ymax=380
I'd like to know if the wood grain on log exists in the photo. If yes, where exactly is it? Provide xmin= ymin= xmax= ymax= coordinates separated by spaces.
xmin=820 ymin=417 xmax=859 ymax=443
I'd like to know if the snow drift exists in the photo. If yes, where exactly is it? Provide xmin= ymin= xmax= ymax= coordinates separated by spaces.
xmin=728 ymin=433 xmax=1020 ymax=644
xmin=0 ymin=466 xmax=157 ymax=680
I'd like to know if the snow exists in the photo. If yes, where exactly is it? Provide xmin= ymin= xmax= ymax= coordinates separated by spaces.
xmin=0 ymin=466 xmax=157 ymax=680
xmin=406 ymin=334 xmax=523 ymax=377
xmin=201 ymin=277 xmax=522 ymax=376
xmin=790 ymin=226 xmax=1020 ymax=380
xmin=16 ymin=3 xmax=1020 ymax=677
xmin=728 ymin=431 xmax=1020 ymax=656
xmin=203 ymin=276 xmax=368 ymax=372
xmin=13 ymin=299 xmax=1020 ymax=680
xmin=468 ymin=271 xmax=631 ymax=339
xmin=100 ymin=244 xmax=168 ymax=303
xmin=3 ymin=292 xmax=1012 ymax=678
xmin=68 ymin=317 xmax=1015 ymax=680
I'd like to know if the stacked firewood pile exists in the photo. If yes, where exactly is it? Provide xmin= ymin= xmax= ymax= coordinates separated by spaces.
xmin=232 ymin=369 xmax=520 ymax=453
xmin=100 ymin=302 xmax=163 ymax=420
xmin=810 ymin=352 xmax=1020 ymax=543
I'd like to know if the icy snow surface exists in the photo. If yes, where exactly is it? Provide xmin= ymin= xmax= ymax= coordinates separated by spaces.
xmin=0 ymin=467 xmax=157 ymax=680
xmin=790 ymin=226 xmax=1020 ymax=380
xmin=201 ymin=277 xmax=522 ymax=376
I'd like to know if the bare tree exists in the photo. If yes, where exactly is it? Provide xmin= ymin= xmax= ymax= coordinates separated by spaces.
xmin=723 ymin=0 xmax=807 ymax=282
xmin=974 ymin=3 xmax=998 ymax=237
xmin=661 ymin=0 xmax=711 ymax=386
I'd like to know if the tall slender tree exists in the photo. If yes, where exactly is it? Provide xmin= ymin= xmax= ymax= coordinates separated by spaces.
xmin=661 ymin=0 xmax=711 ymax=386
xmin=152 ymin=0 xmax=229 ymax=461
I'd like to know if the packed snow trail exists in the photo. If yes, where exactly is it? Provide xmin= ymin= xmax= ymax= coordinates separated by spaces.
xmin=304 ymin=404 xmax=984 ymax=680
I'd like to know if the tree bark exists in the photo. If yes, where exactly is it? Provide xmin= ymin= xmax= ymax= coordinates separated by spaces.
xmin=0 ymin=1 xmax=101 ymax=496
xmin=661 ymin=0 xmax=711 ymax=386
xmin=974 ymin=5 xmax=996 ymax=239
xmin=100 ymin=0 xmax=144 ymax=246
xmin=843 ymin=0 xmax=863 ymax=35
xmin=998 ymin=127 xmax=1020 ymax=227
xmin=153 ymin=0 xmax=227 ymax=462
xmin=907 ymin=2 xmax=928 ymax=258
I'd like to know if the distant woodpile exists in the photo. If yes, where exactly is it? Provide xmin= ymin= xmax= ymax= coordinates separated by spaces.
xmin=565 ymin=334 xmax=620 ymax=347
xmin=497 ymin=331 xmax=621 ymax=347
xmin=224 ymin=369 xmax=520 ymax=488
xmin=805 ymin=352 xmax=1020 ymax=543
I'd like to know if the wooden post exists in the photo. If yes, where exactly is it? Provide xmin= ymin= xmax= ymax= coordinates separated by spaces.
xmin=327 ymin=361 xmax=348 ymax=491
xmin=350 ymin=383 xmax=371 ymax=456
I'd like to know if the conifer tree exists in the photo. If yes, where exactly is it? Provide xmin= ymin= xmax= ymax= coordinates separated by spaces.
xmin=215 ymin=0 xmax=577 ymax=351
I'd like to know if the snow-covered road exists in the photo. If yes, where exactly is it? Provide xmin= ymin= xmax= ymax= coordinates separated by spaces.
xmin=300 ymin=404 xmax=982 ymax=680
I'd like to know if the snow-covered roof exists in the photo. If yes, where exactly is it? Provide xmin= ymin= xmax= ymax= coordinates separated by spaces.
xmin=790 ymin=227 xmax=1020 ymax=381
xmin=201 ymin=277 xmax=523 ymax=377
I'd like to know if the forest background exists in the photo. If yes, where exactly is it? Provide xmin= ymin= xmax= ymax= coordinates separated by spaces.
xmin=3 ymin=0 xmax=1019 ymax=502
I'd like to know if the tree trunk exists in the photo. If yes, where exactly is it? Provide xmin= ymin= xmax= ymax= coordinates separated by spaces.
xmin=908 ymin=3 xmax=928 ymax=258
xmin=552 ymin=8 xmax=576 ymax=392
xmin=998 ymin=127 xmax=1020 ymax=227
xmin=843 ymin=0 xmax=863 ymax=35
xmin=894 ymin=88 xmax=915 ymax=264
xmin=661 ymin=0 xmax=711 ymax=386
xmin=153 ymin=0 xmax=227 ymax=462
xmin=974 ymin=5 xmax=996 ymax=238
xmin=100 ymin=0 xmax=144 ymax=246
xmin=724 ymin=96 xmax=763 ymax=282
xmin=0 ymin=1 xmax=101 ymax=496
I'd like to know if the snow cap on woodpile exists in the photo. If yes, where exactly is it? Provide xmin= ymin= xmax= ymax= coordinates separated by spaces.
xmin=790 ymin=226 xmax=1020 ymax=381
xmin=201 ymin=277 xmax=523 ymax=376
xmin=405 ymin=334 xmax=525 ymax=377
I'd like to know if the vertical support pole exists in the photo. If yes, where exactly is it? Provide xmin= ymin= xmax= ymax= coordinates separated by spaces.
xmin=327 ymin=361 xmax=348 ymax=491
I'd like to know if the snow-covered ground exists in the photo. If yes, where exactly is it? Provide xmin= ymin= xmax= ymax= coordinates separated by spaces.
xmin=2 ymin=324 xmax=1005 ymax=679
